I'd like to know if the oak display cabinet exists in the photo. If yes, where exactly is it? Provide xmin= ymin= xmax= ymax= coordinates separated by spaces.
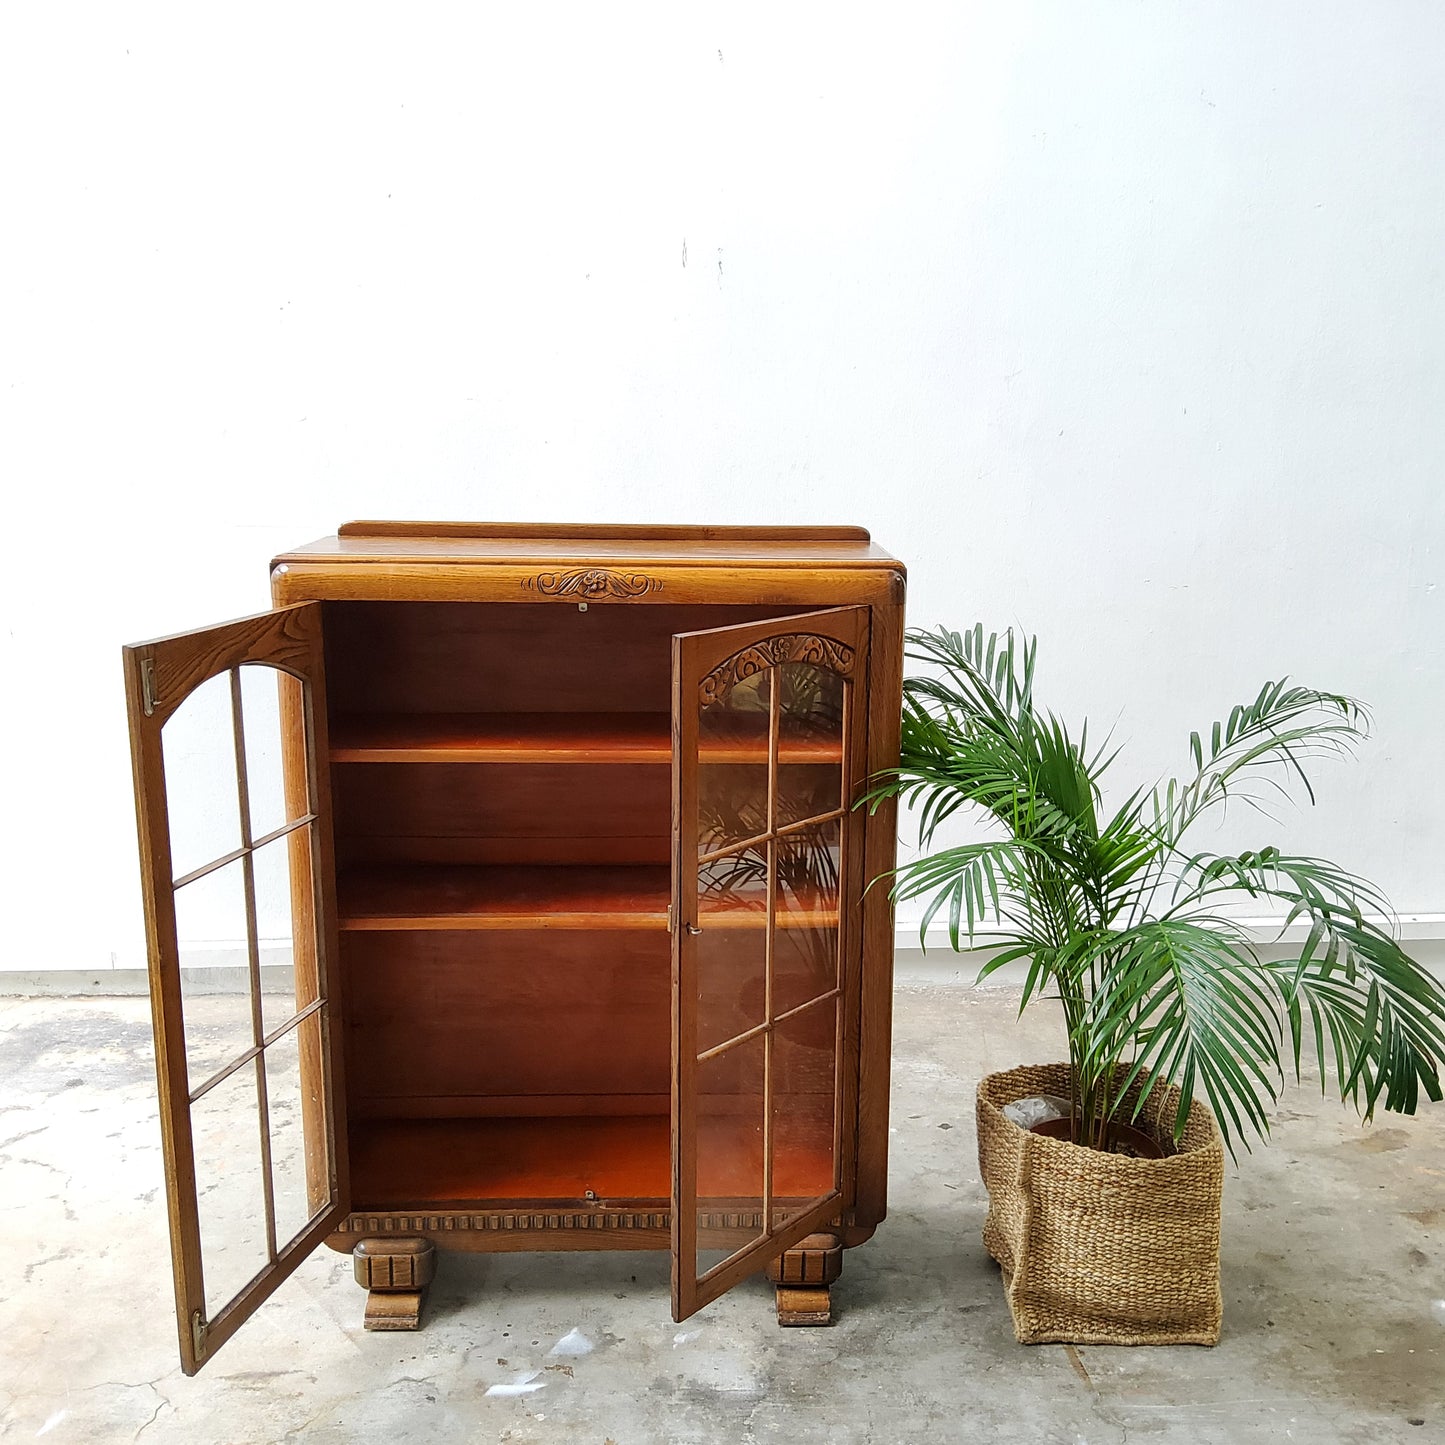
xmin=123 ymin=522 xmax=905 ymax=1374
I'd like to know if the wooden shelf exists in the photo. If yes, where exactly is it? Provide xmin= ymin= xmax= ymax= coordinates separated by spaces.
xmin=339 ymin=865 xmax=671 ymax=931
xmin=350 ymin=1112 xmax=835 ymax=1208
xmin=337 ymin=864 xmax=839 ymax=932
xmin=330 ymin=712 xmax=842 ymax=764
xmin=352 ymin=1115 xmax=672 ymax=1204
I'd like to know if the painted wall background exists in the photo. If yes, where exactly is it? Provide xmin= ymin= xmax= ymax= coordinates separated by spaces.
xmin=1 ymin=3 xmax=1440 ymax=974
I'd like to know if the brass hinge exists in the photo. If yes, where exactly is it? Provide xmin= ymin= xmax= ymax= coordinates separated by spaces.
xmin=140 ymin=657 xmax=159 ymax=716
xmin=667 ymin=903 xmax=675 ymax=934
xmin=191 ymin=1309 xmax=207 ymax=1358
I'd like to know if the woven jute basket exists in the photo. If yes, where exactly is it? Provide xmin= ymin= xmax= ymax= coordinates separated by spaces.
xmin=976 ymin=1062 xmax=1225 ymax=1346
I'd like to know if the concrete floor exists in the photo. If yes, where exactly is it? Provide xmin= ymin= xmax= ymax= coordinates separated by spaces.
xmin=1 ymin=985 xmax=1442 ymax=1445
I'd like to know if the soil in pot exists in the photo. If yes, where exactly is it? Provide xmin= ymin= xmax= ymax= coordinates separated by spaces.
xmin=1029 ymin=1115 xmax=1165 ymax=1160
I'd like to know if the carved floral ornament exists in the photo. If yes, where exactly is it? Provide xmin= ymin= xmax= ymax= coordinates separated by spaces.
xmin=699 ymin=633 xmax=855 ymax=706
xmin=522 ymin=568 xmax=663 ymax=599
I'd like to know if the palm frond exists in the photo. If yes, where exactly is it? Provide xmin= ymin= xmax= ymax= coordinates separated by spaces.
xmin=884 ymin=839 xmax=1048 ymax=952
xmin=1094 ymin=919 xmax=1283 ymax=1154
xmin=860 ymin=623 xmax=1445 ymax=1157
xmin=1155 ymin=682 xmax=1368 ymax=846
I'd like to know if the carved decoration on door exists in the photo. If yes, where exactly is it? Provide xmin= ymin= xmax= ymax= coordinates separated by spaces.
xmin=699 ymin=633 xmax=856 ymax=705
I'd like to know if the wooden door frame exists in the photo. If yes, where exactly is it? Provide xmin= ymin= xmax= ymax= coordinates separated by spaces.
xmin=123 ymin=603 xmax=349 ymax=1373
xmin=670 ymin=605 xmax=871 ymax=1321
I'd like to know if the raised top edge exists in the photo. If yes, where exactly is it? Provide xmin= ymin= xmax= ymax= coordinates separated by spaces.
xmin=337 ymin=520 xmax=872 ymax=543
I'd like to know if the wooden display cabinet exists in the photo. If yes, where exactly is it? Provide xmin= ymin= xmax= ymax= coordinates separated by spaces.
xmin=123 ymin=522 xmax=905 ymax=1374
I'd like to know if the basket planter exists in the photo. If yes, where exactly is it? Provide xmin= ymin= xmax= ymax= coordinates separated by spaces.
xmin=976 ymin=1063 xmax=1226 ymax=1346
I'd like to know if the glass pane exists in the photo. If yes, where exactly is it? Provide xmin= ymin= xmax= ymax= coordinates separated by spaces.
xmin=191 ymin=1060 xmax=270 ymax=1319
xmin=772 ymin=996 xmax=838 ymax=1229
xmin=774 ymin=819 xmax=841 ymax=1016
xmin=696 ymin=928 xmax=768 ymax=1058
xmin=252 ymin=828 xmax=319 ymax=1040
xmin=265 ymin=1013 xmax=327 ymax=1250
xmin=175 ymin=859 xmax=255 ymax=1093
xmin=696 ymin=1031 xmax=766 ymax=1278
xmin=239 ymin=665 xmax=308 ymax=841
xmin=697 ymin=843 xmax=769 ymax=1054
xmin=776 ymin=663 xmax=844 ymax=826
xmin=162 ymin=671 xmax=241 ymax=881
xmin=772 ymin=917 xmax=839 ymax=1020
xmin=698 ymin=841 xmax=770 ymax=919
xmin=777 ymin=763 xmax=845 ymax=831
xmin=699 ymin=670 xmax=771 ymax=854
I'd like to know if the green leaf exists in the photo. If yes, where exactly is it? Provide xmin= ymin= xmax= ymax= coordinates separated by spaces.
xmin=864 ymin=624 xmax=1444 ymax=1157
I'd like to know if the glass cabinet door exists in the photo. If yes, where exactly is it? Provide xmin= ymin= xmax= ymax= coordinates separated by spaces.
xmin=671 ymin=607 xmax=869 ymax=1320
xmin=123 ymin=604 xmax=348 ymax=1374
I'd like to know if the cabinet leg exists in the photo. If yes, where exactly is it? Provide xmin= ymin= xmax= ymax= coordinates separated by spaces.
xmin=766 ymin=1232 xmax=842 ymax=1327
xmin=353 ymin=1237 xmax=436 ymax=1332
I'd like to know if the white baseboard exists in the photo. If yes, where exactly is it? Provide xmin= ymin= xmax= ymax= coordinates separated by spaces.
xmin=894 ymin=912 xmax=1445 ymax=953
xmin=895 ymin=935 xmax=1445 ymax=986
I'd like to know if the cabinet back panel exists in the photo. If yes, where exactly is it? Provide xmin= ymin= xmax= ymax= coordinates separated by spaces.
xmin=324 ymin=602 xmax=808 ymax=714
xmin=343 ymin=931 xmax=670 ymax=1107
xmin=332 ymin=763 xmax=669 ymax=866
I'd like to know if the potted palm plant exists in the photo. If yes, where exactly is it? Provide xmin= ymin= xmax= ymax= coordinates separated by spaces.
xmin=868 ymin=625 xmax=1445 ymax=1345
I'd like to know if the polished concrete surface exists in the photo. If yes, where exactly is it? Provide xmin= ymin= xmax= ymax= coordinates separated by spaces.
xmin=1 ymin=985 xmax=1442 ymax=1444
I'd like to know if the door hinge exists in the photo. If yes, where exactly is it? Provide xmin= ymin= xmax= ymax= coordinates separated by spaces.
xmin=667 ymin=904 xmax=675 ymax=934
xmin=191 ymin=1309 xmax=207 ymax=1358
xmin=140 ymin=657 xmax=159 ymax=716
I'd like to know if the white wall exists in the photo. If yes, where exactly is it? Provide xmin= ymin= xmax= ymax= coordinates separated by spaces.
xmin=1 ymin=3 xmax=1441 ymax=975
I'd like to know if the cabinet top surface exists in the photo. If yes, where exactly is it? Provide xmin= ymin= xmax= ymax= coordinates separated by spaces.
xmin=273 ymin=521 xmax=904 ymax=571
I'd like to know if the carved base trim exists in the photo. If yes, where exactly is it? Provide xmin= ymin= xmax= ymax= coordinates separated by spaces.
xmin=335 ymin=1208 xmax=769 ymax=1236
xmin=354 ymin=1237 xmax=437 ymax=1289
xmin=765 ymin=1232 xmax=843 ymax=1287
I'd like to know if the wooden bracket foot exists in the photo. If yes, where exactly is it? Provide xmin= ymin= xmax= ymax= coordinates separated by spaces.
xmin=775 ymin=1285 xmax=833 ymax=1326
xmin=767 ymin=1232 xmax=842 ymax=1327
xmin=364 ymin=1289 xmax=426 ymax=1331
xmin=353 ymin=1237 xmax=436 ymax=1332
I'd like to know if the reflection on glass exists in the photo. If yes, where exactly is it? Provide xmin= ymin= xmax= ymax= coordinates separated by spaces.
xmin=776 ymin=663 xmax=844 ymax=825
xmin=265 ymin=1016 xmax=325 ymax=1250
xmin=771 ymin=996 xmax=838 ymax=1228
xmin=162 ymin=672 xmax=242 ymax=881
xmin=699 ymin=670 xmax=770 ymax=854
xmin=777 ymin=662 xmax=844 ymax=741
xmin=772 ymin=922 xmax=838 ymax=1021
xmin=774 ymin=818 xmax=841 ymax=1016
xmin=696 ymin=1031 xmax=766 ymax=1279
xmin=688 ymin=649 xmax=851 ymax=1291
xmin=776 ymin=763 xmax=844 ymax=831
xmin=176 ymin=861 xmax=255 ymax=1093
xmin=240 ymin=665 xmax=307 ymax=842
xmin=696 ymin=842 xmax=769 ymax=1052
xmin=192 ymin=1061 xmax=269 ymax=1319
xmin=698 ymin=843 xmax=769 ymax=917
xmin=696 ymin=848 xmax=768 ymax=1053
xmin=252 ymin=829 xmax=317 ymax=1041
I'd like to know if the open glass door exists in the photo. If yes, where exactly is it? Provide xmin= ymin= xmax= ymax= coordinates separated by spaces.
xmin=671 ymin=606 xmax=870 ymax=1320
xmin=123 ymin=604 xmax=348 ymax=1374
